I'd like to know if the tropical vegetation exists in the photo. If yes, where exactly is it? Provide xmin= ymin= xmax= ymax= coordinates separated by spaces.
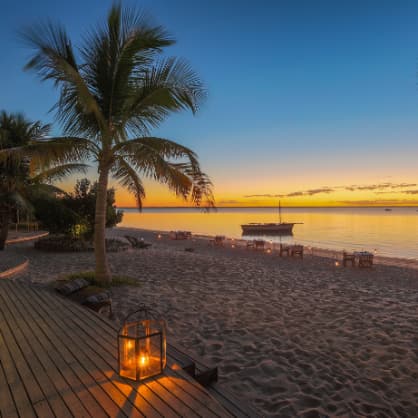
xmin=32 ymin=178 xmax=123 ymax=237
xmin=22 ymin=2 xmax=214 ymax=284
xmin=0 ymin=111 xmax=86 ymax=250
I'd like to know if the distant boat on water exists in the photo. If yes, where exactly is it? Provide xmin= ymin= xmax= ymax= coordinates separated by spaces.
xmin=241 ymin=201 xmax=302 ymax=235
xmin=384 ymin=208 xmax=392 ymax=212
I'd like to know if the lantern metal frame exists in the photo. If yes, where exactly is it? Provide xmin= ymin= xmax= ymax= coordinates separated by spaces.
xmin=117 ymin=305 xmax=166 ymax=382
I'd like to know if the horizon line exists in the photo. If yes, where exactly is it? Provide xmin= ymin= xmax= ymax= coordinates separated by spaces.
xmin=116 ymin=205 xmax=418 ymax=209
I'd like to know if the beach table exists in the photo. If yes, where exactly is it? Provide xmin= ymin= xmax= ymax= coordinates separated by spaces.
xmin=0 ymin=280 xmax=233 ymax=418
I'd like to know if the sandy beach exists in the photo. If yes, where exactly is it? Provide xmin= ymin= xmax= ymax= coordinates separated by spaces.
xmin=7 ymin=227 xmax=418 ymax=417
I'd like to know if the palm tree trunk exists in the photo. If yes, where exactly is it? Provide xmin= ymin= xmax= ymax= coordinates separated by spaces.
xmin=0 ymin=209 xmax=10 ymax=251
xmin=94 ymin=166 xmax=111 ymax=284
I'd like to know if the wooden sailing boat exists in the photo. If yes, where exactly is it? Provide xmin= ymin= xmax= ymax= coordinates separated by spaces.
xmin=241 ymin=201 xmax=302 ymax=235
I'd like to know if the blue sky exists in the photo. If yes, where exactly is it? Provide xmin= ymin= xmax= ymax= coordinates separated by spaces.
xmin=1 ymin=0 xmax=418 ymax=206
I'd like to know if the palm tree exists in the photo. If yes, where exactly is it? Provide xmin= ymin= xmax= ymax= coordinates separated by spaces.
xmin=21 ymin=3 xmax=214 ymax=284
xmin=0 ymin=111 xmax=87 ymax=249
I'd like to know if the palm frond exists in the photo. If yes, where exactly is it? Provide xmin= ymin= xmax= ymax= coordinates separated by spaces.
xmin=111 ymin=157 xmax=145 ymax=209
xmin=114 ymin=136 xmax=214 ymax=207
xmin=21 ymin=22 xmax=107 ymax=136
xmin=26 ymin=137 xmax=96 ymax=171
xmin=124 ymin=57 xmax=206 ymax=135
xmin=31 ymin=163 xmax=89 ymax=183
xmin=80 ymin=3 xmax=175 ymax=138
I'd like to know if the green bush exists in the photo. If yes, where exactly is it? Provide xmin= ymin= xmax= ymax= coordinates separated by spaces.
xmin=30 ymin=178 xmax=123 ymax=237
xmin=34 ymin=235 xmax=130 ymax=253
xmin=63 ymin=179 xmax=123 ymax=238
xmin=31 ymin=198 xmax=81 ymax=235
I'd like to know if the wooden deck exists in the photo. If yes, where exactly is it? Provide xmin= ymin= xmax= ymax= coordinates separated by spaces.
xmin=0 ymin=280 xmax=233 ymax=417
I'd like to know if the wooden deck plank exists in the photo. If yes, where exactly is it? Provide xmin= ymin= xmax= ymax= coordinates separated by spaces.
xmin=23 ymin=284 xmax=163 ymax=418
xmin=0 ymin=305 xmax=58 ymax=418
xmin=7 ymin=282 xmax=109 ymax=418
xmin=0 ymin=281 xmax=233 ymax=418
xmin=44 ymin=287 xmax=230 ymax=417
xmin=31 ymin=286 xmax=183 ymax=418
xmin=9 ymin=282 xmax=136 ymax=418
xmin=35 ymin=286 xmax=230 ymax=417
xmin=0 ymin=284 xmax=92 ymax=418
xmin=0 ymin=310 xmax=46 ymax=418
xmin=56 ymin=312 xmax=201 ymax=418
xmin=0 ymin=357 xmax=19 ymax=418
xmin=3 ymin=281 xmax=107 ymax=418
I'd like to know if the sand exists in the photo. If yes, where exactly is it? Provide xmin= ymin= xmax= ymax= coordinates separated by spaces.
xmin=8 ymin=227 xmax=418 ymax=417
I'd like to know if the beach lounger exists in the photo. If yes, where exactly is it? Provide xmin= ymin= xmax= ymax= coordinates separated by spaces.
xmin=124 ymin=235 xmax=151 ymax=248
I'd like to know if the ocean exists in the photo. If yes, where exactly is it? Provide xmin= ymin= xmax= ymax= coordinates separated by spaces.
xmin=118 ymin=207 xmax=418 ymax=260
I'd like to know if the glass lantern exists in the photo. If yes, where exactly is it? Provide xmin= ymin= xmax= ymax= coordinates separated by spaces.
xmin=118 ymin=306 xmax=166 ymax=381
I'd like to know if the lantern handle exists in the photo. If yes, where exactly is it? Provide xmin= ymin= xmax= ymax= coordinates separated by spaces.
xmin=119 ymin=304 xmax=162 ymax=332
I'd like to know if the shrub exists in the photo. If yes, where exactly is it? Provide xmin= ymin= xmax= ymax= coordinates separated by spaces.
xmin=63 ymin=178 xmax=123 ymax=238
xmin=34 ymin=235 xmax=130 ymax=253
xmin=34 ymin=235 xmax=92 ymax=252
xmin=31 ymin=197 xmax=81 ymax=235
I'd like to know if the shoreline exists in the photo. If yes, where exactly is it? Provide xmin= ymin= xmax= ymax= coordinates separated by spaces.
xmin=116 ymin=226 xmax=418 ymax=271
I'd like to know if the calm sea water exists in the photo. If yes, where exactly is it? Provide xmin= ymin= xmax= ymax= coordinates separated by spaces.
xmin=119 ymin=207 xmax=418 ymax=260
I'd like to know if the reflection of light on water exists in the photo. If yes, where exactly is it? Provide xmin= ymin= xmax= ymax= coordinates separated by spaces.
xmin=120 ymin=207 xmax=418 ymax=260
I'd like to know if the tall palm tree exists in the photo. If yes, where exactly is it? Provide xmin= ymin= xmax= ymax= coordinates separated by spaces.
xmin=0 ymin=111 xmax=87 ymax=249
xmin=21 ymin=3 xmax=214 ymax=284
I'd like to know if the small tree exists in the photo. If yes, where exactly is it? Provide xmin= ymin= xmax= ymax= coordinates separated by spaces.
xmin=63 ymin=178 xmax=123 ymax=237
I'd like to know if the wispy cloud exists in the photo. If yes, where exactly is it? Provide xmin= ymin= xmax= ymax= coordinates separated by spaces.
xmin=217 ymin=199 xmax=244 ymax=204
xmin=244 ymin=187 xmax=334 ymax=199
xmin=244 ymin=182 xmax=418 ymax=199
xmin=337 ymin=198 xmax=418 ymax=205
xmin=243 ymin=194 xmax=283 ymax=198
xmin=306 ymin=187 xmax=334 ymax=195
xmin=343 ymin=182 xmax=417 ymax=192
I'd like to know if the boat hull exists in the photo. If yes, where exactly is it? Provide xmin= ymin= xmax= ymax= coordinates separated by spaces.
xmin=241 ymin=223 xmax=295 ymax=235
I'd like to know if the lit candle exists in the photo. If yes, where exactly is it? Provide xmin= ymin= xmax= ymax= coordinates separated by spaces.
xmin=139 ymin=352 xmax=150 ymax=368
xmin=335 ymin=261 xmax=340 ymax=267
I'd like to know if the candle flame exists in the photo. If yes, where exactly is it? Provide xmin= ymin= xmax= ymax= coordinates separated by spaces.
xmin=139 ymin=353 xmax=150 ymax=367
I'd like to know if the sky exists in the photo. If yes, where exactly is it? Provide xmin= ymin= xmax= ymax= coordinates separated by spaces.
xmin=1 ymin=0 xmax=418 ymax=207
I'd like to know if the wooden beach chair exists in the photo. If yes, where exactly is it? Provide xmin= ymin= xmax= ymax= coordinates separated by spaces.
xmin=254 ymin=240 xmax=265 ymax=251
xmin=214 ymin=235 xmax=225 ymax=246
xmin=246 ymin=240 xmax=255 ymax=249
xmin=279 ymin=243 xmax=290 ymax=257
xmin=343 ymin=251 xmax=355 ymax=267
xmin=290 ymin=244 xmax=304 ymax=258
